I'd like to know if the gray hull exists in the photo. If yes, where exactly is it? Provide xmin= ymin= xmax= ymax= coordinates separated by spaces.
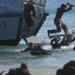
xmin=0 ymin=16 xmax=22 ymax=45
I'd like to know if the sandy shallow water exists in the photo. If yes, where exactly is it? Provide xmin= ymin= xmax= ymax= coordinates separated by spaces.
xmin=29 ymin=68 xmax=59 ymax=75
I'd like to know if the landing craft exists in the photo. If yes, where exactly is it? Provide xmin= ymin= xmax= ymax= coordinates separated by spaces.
xmin=0 ymin=0 xmax=49 ymax=45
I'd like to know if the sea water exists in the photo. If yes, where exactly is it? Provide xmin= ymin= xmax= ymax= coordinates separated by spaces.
xmin=0 ymin=0 xmax=75 ymax=73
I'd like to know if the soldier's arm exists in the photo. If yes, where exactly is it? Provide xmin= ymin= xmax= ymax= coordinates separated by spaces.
xmin=64 ymin=5 xmax=72 ymax=12
xmin=64 ymin=2 xmax=75 ymax=12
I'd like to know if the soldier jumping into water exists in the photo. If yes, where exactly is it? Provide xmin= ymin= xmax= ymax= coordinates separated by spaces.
xmin=48 ymin=2 xmax=75 ymax=38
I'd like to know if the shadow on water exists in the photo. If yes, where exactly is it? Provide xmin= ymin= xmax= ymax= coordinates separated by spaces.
xmin=0 ymin=43 xmax=27 ymax=50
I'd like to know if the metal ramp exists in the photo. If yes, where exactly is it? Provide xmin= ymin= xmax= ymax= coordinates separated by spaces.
xmin=26 ymin=36 xmax=42 ymax=44
xmin=26 ymin=36 xmax=49 ymax=46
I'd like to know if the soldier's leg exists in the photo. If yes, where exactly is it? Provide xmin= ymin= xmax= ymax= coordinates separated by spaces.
xmin=47 ymin=21 xmax=61 ymax=38
xmin=61 ymin=22 xmax=68 ymax=34
xmin=48 ymin=21 xmax=61 ymax=34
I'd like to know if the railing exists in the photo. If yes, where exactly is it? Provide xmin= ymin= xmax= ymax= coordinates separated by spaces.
xmin=23 ymin=0 xmax=46 ymax=7
xmin=0 ymin=0 xmax=23 ymax=9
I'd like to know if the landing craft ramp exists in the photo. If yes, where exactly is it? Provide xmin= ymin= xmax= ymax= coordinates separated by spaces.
xmin=21 ymin=0 xmax=49 ymax=45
